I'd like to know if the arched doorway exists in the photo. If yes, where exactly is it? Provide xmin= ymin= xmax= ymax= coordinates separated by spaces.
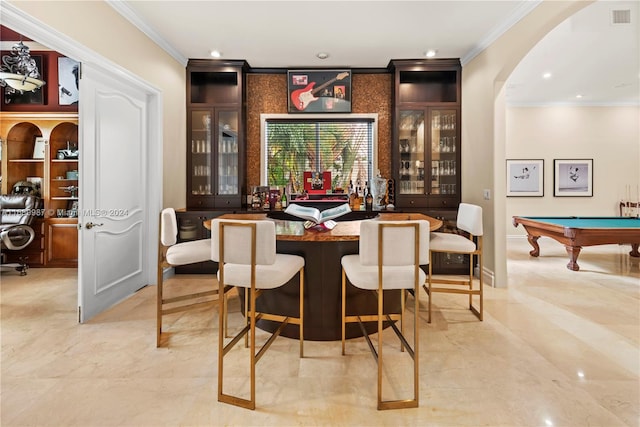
xmin=462 ymin=0 xmax=593 ymax=288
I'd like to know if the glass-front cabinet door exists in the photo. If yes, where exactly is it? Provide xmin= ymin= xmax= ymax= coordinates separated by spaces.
xmin=396 ymin=107 xmax=460 ymax=208
xmin=190 ymin=110 xmax=213 ymax=200
xmin=430 ymin=109 xmax=458 ymax=200
xmin=216 ymin=109 xmax=239 ymax=198
xmin=398 ymin=110 xmax=426 ymax=197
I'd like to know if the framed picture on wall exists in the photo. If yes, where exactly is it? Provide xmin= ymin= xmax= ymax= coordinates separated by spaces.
xmin=287 ymin=69 xmax=351 ymax=113
xmin=2 ymin=55 xmax=45 ymax=105
xmin=58 ymin=57 xmax=80 ymax=105
xmin=506 ymin=159 xmax=544 ymax=197
xmin=554 ymin=159 xmax=593 ymax=197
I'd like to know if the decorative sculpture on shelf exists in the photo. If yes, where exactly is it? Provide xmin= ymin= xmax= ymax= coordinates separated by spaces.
xmin=57 ymin=141 xmax=79 ymax=159
xmin=59 ymin=185 xmax=78 ymax=199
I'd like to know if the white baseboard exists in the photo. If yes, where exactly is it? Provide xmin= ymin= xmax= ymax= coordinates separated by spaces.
xmin=475 ymin=265 xmax=495 ymax=287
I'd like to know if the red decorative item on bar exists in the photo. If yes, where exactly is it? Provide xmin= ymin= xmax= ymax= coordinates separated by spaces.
xmin=303 ymin=171 xmax=331 ymax=194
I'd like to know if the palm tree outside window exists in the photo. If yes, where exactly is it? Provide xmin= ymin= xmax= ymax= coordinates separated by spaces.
xmin=262 ymin=114 xmax=377 ymax=193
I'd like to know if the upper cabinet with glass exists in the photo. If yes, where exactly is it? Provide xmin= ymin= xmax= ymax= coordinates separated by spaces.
xmin=389 ymin=59 xmax=461 ymax=209
xmin=186 ymin=60 xmax=248 ymax=209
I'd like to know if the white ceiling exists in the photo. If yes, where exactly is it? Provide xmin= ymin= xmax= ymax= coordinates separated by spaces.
xmin=109 ymin=0 xmax=634 ymax=106
xmin=111 ymin=0 xmax=537 ymax=67
xmin=507 ymin=0 xmax=639 ymax=106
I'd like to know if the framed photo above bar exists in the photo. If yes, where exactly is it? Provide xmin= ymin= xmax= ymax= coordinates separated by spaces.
xmin=506 ymin=159 xmax=544 ymax=197
xmin=287 ymin=69 xmax=351 ymax=113
xmin=554 ymin=159 xmax=593 ymax=197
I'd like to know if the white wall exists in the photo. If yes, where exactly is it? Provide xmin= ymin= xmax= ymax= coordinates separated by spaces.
xmin=506 ymin=106 xmax=640 ymax=235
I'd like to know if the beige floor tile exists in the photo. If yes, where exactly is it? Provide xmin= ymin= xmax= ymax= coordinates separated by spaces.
xmin=1 ymin=239 xmax=638 ymax=426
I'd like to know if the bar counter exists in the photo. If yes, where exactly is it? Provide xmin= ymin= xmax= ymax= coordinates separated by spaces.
xmin=204 ymin=212 xmax=442 ymax=341
xmin=204 ymin=212 xmax=441 ymax=240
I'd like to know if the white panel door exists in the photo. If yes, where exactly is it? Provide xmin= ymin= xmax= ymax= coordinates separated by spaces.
xmin=78 ymin=63 xmax=150 ymax=323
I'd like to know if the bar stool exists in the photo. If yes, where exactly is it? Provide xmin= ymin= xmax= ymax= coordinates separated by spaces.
xmin=341 ymin=219 xmax=429 ymax=410
xmin=157 ymin=208 xmax=232 ymax=347
xmin=424 ymin=202 xmax=483 ymax=322
xmin=211 ymin=219 xmax=305 ymax=410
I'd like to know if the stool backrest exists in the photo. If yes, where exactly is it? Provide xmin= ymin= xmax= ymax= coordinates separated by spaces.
xmin=160 ymin=208 xmax=178 ymax=246
xmin=359 ymin=220 xmax=430 ymax=266
xmin=457 ymin=203 xmax=483 ymax=236
xmin=210 ymin=219 xmax=276 ymax=265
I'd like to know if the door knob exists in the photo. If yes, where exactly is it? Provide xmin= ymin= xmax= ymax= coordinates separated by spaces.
xmin=85 ymin=222 xmax=104 ymax=229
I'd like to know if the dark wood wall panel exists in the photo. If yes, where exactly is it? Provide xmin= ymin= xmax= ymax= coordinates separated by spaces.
xmin=246 ymin=73 xmax=392 ymax=191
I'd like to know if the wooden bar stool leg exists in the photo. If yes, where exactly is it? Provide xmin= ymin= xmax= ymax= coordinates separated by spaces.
xmin=341 ymin=268 xmax=347 ymax=356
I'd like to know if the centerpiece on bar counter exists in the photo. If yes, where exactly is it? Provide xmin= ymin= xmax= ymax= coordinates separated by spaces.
xmin=284 ymin=203 xmax=351 ymax=231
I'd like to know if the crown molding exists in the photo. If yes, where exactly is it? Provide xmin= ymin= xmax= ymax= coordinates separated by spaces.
xmin=506 ymin=101 xmax=640 ymax=107
xmin=106 ymin=0 xmax=188 ymax=67
xmin=461 ymin=0 xmax=543 ymax=66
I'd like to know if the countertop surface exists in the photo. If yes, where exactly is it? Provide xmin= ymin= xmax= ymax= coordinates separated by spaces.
xmin=204 ymin=212 xmax=442 ymax=242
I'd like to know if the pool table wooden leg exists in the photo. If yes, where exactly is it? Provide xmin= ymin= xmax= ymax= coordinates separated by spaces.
xmin=565 ymin=245 xmax=582 ymax=271
xmin=630 ymin=243 xmax=640 ymax=258
xmin=527 ymin=235 xmax=540 ymax=257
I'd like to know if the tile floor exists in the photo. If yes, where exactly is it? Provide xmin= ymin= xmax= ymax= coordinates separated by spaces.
xmin=1 ymin=238 xmax=638 ymax=426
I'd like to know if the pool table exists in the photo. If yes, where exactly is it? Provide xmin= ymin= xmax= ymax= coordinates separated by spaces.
xmin=512 ymin=216 xmax=640 ymax=271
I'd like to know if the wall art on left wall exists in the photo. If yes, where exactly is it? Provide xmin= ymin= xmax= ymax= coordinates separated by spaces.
xmin=58 ymin=57 xmax=79 ymax=105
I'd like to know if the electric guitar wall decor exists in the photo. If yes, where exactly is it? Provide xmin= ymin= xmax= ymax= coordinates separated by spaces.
xmin=290 ymin=72 xmax=350 ymax=111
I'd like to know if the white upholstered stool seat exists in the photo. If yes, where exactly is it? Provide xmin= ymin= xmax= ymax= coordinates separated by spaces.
xmin=340 ymin=255 xmax=426 ymax=290
xmin=165 ymin=238 xmax=211 ymax=265
xmin=219 ymin=254 xmax=304 ymax=290
xmin=429 ymin=232 xmax=477 ymax=253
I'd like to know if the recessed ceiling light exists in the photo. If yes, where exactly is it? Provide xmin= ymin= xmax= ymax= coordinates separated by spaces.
xmin=542 ymin=72 xmax=552 ymax=79
xmin=425 ymin=49 xmax=437 ymax=58
xmin=575 ymin=94 xmax=583 ymax=99
xmin=316 ymin=52 xmax=329 ymax=60
xmin=210 ymin=50 xmax=222 ymax=58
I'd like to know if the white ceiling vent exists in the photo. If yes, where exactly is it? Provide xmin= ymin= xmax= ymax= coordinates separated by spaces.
xmin=611 ymin=9 xmax=631 ymax=25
